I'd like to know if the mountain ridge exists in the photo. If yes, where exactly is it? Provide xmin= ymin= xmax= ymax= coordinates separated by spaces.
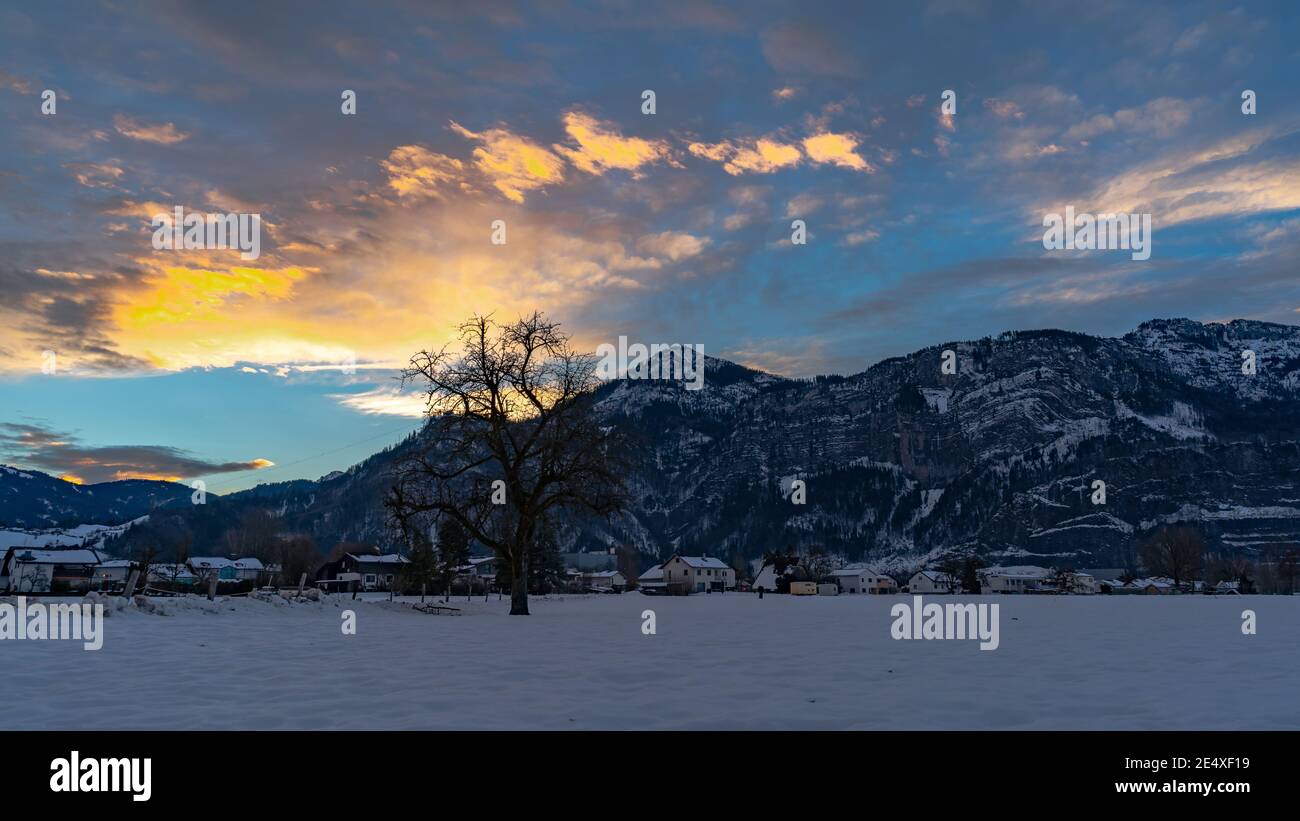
xmin=7 ymin=317 xmax=1299 ymax=570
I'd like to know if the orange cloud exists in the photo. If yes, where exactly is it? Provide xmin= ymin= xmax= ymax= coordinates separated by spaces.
xmin=802 ymin=132 xmax=873 ymax=172
xmin=381 ymin=145 xmax=466 ymax=198
xmin=113 ymin=113 xmax=190 ymax=144
xmin=688 ymin=137 xmax=803 ymax=175
xmin=554 ymin=111 xmax=674 ymax=176
xmin=450 ymin=120 xmax=565 ymax=202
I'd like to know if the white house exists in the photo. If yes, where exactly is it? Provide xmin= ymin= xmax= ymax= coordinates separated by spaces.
xmin=92 ymin=559 xmax=138 ymax=587
xmin=584 ymin=570 xmax=626 ymax=591
xmin=661 ymin=555 xmax=736 ymax=593
xmin=149 ymin=563 xmax=198 ymax=586
xmin=978 ymin=565 xmax=1051 ymax=594
xmin=637 ymin=565 xmax=665 ymax=591
xmin=830 ymin=567 xmax=898 ymax=594
xmin=908 ymin=569 xmax=962 ymax=594
xmin=455 ymin=556 xmax=498 ymax=580
xmin=185 ymin=557 xmax=272 ymax=585
xmin=752 ymin=562 xmax=782 ymax=592
xmin=2 ymin=548 xmax=104 ymax=593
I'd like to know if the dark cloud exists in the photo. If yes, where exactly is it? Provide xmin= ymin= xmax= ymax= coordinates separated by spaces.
xmin=0 ymin=422 xmax=272 ymax=484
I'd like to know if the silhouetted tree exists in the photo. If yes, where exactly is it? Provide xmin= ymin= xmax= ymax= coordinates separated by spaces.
xmin=386 ymin=312 xmax=629 ymax=614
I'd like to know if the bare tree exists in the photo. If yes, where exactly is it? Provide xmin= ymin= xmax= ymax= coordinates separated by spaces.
xmin=385 ymin=312 xmax=629 ymax=615
xmin=1140 ymin=525 xmax=1206 ymax=590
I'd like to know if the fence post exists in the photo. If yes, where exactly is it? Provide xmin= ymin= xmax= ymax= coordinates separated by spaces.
xmin=123 ymin=569 xmax=140 ymax=599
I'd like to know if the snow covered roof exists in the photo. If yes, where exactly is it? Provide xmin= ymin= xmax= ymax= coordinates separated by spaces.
xmin=671 ymin=555 xmax=729 ymax=569
xmin=980 ymin=565 xmax=1052 ymax=579
xmin=347 ymin=553 xmax=409 ymax=565
xmin=587 ymin=570 xmax=623 ymax=578
xmin=234 ymin=558 xmax=264 ymax=570
xmin=9 ymin=548 xmax=102 ymax=565
xmin=912 ymin=569 xmax=949 ymax=580
xmin=830 ymin=567 xmax=877 ymax=577
xmin=98 ymin=559 xmax=136 ymax=568
xmin=638 ymin=566 xmax=664 ymax=581
xmin=148 ymin=564 xmax=197 ymax=581
xmin=188 ymin=556 xmax=235 ymax=569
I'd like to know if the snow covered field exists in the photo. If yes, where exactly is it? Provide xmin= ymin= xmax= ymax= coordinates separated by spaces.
xmin=4 ymin=592 xmax=1297 ymax=730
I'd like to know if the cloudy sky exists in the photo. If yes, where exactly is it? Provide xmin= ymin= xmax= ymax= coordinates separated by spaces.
xmin=1 ymin=0 xmax=1297 ymax=490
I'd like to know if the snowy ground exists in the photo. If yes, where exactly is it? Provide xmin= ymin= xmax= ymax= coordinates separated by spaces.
xmin=5 ymin=591 xmax=1297 ymax=730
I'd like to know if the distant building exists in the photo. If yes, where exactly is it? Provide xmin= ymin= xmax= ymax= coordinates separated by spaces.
xmin=752 ymin=562 xmax=783 ymax=592
xmin=148 ymin=563 xmax=198 ymax=586
xmin=789 ymin=581 xmax=817 ymax=596
xmin=908 ymin=569 xmax=962 ymax=594
xmin=660 ymin=555 xmax=736 ymax=594
xmin=455 ymin=556 xmax=498 ymax=580
xmin=978 ymin=565 xmax=1051 ymax=594
xmin=92 ymin=559 xmax=139 ymax=588
xmin=187 ymin=557 xmax=268 ymax=584
xmin=315 ymin=553 xmax=410 ymax=591
xmin=583 ymin=570 xmax=626 ymax=591
xmin=637 ymin=565 xmax=665 ymax=592
xmin=1 ymin=548 xmax=104 ymax=593
xmin=816 ymin=582 xmax=839 ymax=596
xmin=830 ymin=567 xmax=897 ymax=594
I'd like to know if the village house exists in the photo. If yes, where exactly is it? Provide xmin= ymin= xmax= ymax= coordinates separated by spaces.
xmin=636 ymin=564 xmax=665 ymax=592
xmin=978 ymin=565 xmax=1051 ymax=594
xmin=830 ymin=567 xmax=898 ymax=594
xmin=92 ymin=559 xmax=139 ymax=589
xmin=315 ymin=552 xmax=410 ymax=591
xmin=454 ymin=556 xmax=498 ymax=581
xmin=907 ymin=569 xmax=963 ymax=594
xmin=1 ymin=547 xmax=104 ymax=593
xmin=186 ymin=557 xmax=269 ymax=585
xmin=752 ymin=562 xmax=783 ymax=592
xmin=660 ymin=555 xmax=736 ymax=594
xmin=148 ymin=563 xmax=198 ymax=586
xmin=583 ymin=569 xmax=627 ymax=591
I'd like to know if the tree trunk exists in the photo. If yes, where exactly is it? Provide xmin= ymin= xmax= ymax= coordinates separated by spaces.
xmin=509 ymin=547 xmax=529 ymax=615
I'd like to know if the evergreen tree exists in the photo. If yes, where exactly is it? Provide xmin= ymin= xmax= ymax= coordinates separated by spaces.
xmin=435 ymin=518 xmax=471 ymax=595
xmin=401 ymin=527 xmax=439 ymax=596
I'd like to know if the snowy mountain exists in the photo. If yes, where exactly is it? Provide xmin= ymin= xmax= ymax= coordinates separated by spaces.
xmin=18 ymin=318 xmax=1300 ymax=569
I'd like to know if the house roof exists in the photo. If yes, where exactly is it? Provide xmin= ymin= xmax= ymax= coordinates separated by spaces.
xmin=670 ymin=555 xmax=729 ymax=569
xmin=830 ymin=567 xmax=875 ymax=577
xmin=638 ymin=566 xmax=664 ymax=581
xmin=587 ymin=570 xmax=623 ymax=578
xmin=148 ymin=563 xmax=196 ymax=578
xmin=98 ymin=559 xmax=136 ymax=568
xmin=348 ymin=553 xmax=409 ymax=565
xmin=10 ymin=548 xmax=102 ymax=565
xmin=188 ymin=557 xmax=235 ymax=569
xmin=980 ymin=565 xmax=1052 ymax=579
